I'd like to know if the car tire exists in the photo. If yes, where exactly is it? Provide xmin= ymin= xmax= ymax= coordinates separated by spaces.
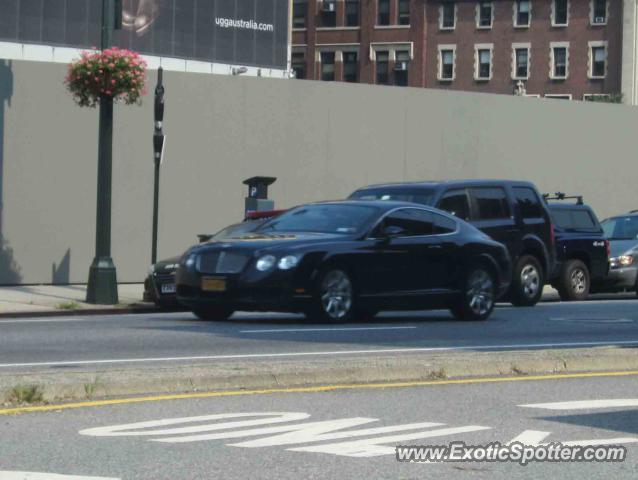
xmin=510 ymin=255 xmax=544 ymax=307
xmin=451 ymin=266 xmax=496 ymax=321
xmin=192 ymin=307 xmax=234 ymax=321
xmin=306 ymin=267 xmax=356 ymax=323
xmin=557 ymin=259 xmax=590 ymax=301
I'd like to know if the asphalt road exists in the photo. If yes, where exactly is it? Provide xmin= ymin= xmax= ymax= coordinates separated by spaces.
xmin=1 ymin=373 xmax=637 ymax=479
xmin=0 ymin=298 xmax=637 ymax=372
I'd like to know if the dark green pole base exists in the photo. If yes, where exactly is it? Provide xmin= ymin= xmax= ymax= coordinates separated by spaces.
xmin=86 ymin=257 xmax=119 ymax=304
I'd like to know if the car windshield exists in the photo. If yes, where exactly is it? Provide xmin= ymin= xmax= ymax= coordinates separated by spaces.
xmin=349 ymin=187 xmax=436 ymax=206
xmin=257 ymin=204 xmax=379 ymax=234
xmin=602 ymin=216 xmax=638 ymax=240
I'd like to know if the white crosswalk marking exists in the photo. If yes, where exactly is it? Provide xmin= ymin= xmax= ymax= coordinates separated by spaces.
xmin=518 ymin=399 xmax=638 ymax=410
xmin=289 ymin=426 xmax=491 ymax=458
xmin=507 ymin=430 xmax=551 ymax=446
xmin=80 ymin=412 xmax=309 ymax=437
xmin=229 ymin=421 xmax=445 ymax=448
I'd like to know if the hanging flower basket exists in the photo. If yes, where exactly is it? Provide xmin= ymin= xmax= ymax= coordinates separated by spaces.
xmin=65 ymin=47 xmax=147 ymax=108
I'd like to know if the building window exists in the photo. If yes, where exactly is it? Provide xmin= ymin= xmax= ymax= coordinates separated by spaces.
xmin=589 ymin=43 xmax=607 ymax=78
xmin=545 ymin=94 xmax=572 ymax=100
xmin=376 ymin=51 xmax=389 ymax=84
xmin=398 ymin=0 xmax=411 ymax=25
xmin=513 ymin=46 xmax=530 ymax=79
xmin=293 ymin=0 xmax=307 ymax=28
xmin=343 ymin=51 xmax=358 ymax=82
xmin=292 ymin=51 xmax=306 ymax=79
xmin=514 ymin=0 xmax=531 ymax=27
xmin=320 ymin=0 xmax=337 ymax=27
xmin=440 ymin=2 xmax=456 ymax=29
xmin=583 ymin=94 xmax=611 ymax=101
xmin=552 ymin=0 xmax=568 ymax=26
xmin=477 ymin=2 xmax=493 ymax=28
xmin=591 ymin=0 xmax=607 ymax=25
xmin=320 ymin=51 xmax=335 ymax=81
xmin=550 ymin=44 xmax=568 ymax=79
xmin=345 ymin=0 xmax=360 ymax=27
xmin=378 ymin=0 xmax=390 ymax=25
xmin=475 ymin=46 xmax=492 ymax=80
xmin=438 ymin=47 xmax=455 ymax=80
xmin=394 ymin=50 xmax=410 ymax=86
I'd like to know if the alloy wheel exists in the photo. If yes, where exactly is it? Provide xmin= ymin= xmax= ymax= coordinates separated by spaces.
xmin=570 ymin=268 xmax=587 ymax=294
xmin=520 ymin=264 xmax=540 ymax=299
xmin=467 ymin=269 xmax=494 ymax=316
xmin=320 ymin=270 xmax=353 ymax=320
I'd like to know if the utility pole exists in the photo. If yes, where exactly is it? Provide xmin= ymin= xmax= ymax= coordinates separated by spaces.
xmin=151 ymin=67 xmax=165 ymax=265
xmin=86 ymin=0 xmax=121 ymax=304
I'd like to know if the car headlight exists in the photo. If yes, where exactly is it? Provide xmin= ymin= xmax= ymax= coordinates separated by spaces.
xmin=278 ymin=255 xmax=301 ymax=270
xmin=256 ymin=255 xmax=277 ymax=272
xmin=184 ymin=254 xmax=197 ymax=269
xmin=618 ymin=255 xmax=634 ymax=266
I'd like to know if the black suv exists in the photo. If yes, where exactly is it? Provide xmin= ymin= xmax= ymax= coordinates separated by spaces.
xmin=349 ymin=180 xmax=555 ymax=306
xmin=544 ymin=193 xmax=609 ymax=301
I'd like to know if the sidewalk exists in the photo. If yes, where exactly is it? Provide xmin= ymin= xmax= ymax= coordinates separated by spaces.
xmin=0 ymin=284 xmax=158 ymax=317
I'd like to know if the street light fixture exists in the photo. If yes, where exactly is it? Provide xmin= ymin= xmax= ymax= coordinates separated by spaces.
xmin=86 ymin=0 xmax=121 ymax=304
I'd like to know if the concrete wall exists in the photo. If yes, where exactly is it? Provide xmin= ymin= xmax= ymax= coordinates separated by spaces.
xmin=1 ymin=58 xmax=636 ymax=285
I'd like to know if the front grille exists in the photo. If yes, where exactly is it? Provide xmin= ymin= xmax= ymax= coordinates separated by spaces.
xmin=197 ymin=251 xmax=250 ymax=274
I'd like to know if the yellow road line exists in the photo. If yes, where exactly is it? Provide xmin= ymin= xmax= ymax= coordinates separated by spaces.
xmin=2 ymin=370 xmax=637 ymax=416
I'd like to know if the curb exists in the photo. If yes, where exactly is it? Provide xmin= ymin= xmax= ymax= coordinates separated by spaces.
xmin=1 ymin=346 xmax=637 ymax=405
xmin=0 ymin=305 xmax=186 ymax=319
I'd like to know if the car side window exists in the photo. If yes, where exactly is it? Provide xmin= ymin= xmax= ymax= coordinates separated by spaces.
xmin=437 ymin=189 xmax=470 ymax=221
xmin=513 ymin=187 xmax=543 ymax=219
xmin=471 ymin=187 xmax=510 ymax=220
xmin=433 ymin=212 xmax=457 ymax=234
xmin=375 ymin=209 xmax=435 ymax=237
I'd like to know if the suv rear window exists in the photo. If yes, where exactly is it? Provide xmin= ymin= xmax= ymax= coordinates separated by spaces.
xmin=349 ymin=188 xmax=436 ymax=206
xmin=471 ymin=187 xmax=510 ymax=220
xmin=513 ymin=187 xmax=543 ymax=219
xmin=550 ymin=208 xmax=601 ymax=232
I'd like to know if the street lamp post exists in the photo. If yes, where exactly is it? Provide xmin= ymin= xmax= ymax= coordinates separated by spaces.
xmin=86 ymin=0 xmax=120 ymax=304
xmin=151 ymin=67 xmax=165 ymax=265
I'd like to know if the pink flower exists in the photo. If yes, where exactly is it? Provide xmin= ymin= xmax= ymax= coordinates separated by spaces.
xmin=108 ymin=63 xmax=115 ymax=69
xmin=111 ymin=79 xmax=116 ymax=85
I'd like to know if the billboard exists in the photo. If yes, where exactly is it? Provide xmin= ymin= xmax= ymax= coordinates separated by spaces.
xmin=0 ymin=0 xmax=290 ymax=69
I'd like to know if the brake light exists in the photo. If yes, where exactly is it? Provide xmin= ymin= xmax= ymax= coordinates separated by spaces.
xmin=605 ymin=239 xmax=610 ymax=258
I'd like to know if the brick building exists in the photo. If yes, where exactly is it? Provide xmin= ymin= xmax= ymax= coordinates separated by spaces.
xmin=291 ymin=0 xmax=623 ymax=100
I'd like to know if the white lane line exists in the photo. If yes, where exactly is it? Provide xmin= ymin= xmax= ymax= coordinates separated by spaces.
xmin=0 ymin=317 xmax=133 ymax=324
xmin=549 ymin=318 xmax=635 ymax=324
xmin=519 ymin=399 xmax=638 ymax=410
xmin=0 ymin=472 xmax=119 ymax=480
xmin=2 ymin=339 xmax=638 ymax=369
xmin=240 ymin=326 xmax=418 ymax=334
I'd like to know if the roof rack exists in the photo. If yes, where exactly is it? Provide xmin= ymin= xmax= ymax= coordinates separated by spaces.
xmin=542 ymin=192 xmax=584 ymax=205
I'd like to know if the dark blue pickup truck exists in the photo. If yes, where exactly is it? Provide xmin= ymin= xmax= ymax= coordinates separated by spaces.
xmin=545 ymin=194 xmax=609 ymax=301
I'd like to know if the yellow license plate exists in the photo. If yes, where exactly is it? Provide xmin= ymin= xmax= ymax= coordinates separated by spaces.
xmin=201 ymin=277 xmax=226 ymax=292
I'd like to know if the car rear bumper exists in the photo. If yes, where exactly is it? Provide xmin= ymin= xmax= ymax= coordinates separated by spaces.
xmin=144 ymin=273 xmax=179 ymax=306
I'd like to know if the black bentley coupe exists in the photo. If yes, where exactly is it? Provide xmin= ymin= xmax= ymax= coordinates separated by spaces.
xmin=176 ymin=201 xmax=512 ymax=322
